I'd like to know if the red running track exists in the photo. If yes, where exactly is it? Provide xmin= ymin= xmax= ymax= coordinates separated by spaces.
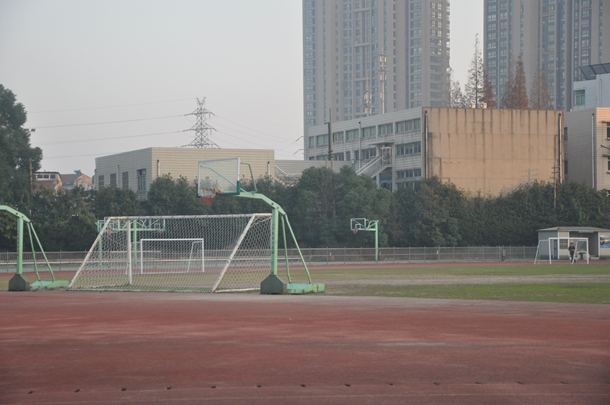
xmin=0 ymin=291 xmax=608 ymax=404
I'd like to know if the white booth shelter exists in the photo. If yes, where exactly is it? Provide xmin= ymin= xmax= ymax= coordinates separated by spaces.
xmin=537 ymin=227 xmax=610 ymax=261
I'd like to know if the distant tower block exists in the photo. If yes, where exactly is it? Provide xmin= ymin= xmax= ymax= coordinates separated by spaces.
xmin=184 ymin=97 xmax=219 ymax=148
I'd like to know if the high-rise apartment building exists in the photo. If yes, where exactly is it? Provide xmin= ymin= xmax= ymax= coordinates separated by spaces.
xmin=302 ymin=0 xmax=450 ymax=129
xmin=484 ymin=0 xmax=610 ymax=111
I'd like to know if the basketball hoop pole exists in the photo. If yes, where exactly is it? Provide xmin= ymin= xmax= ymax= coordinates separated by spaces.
xmin=197 ymin=158 xmax=323 ymax=294
xmin=237 ymin=190 xmax=324 ymax=294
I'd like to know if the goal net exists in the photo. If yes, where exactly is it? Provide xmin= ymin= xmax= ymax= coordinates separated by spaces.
xmin=534 ymin=237 xmax=589 ymax=264
xmin=69 ymin=214 xmax=272 ymax=292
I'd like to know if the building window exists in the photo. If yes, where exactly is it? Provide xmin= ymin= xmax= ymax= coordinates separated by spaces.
xmin=110 ymin=173 xmax=116 ymax=188
xmin=396 ymin=142 xmax=422 ymax=156
xmin=361 ymin=148 xmax=376 ymax=160
xmin=346 ymin=129 xmax=358 ymax=141
xmin=333 ymin=131 xmax=344 ymax=143
xmin=395 ymin=118 xmax=421 ymax=133
xmin=137 ymin=169 xmax=146 ymax=192
xmin=396 ymin=168 xmax=422 ymax=179
xmin=98 ymin=175 xmax=104 ymax=189
xmin=308 ymin=137 xmax=315 ymax=147
xmin=122 ymin=172 xmax=129 ymax=189
xmin=378 ymin=123 xmax=393 ymax=136
xmin=574 ymin=90 xmax=585 ymax=106
xmin=316 ymin=135 xmax=329 ymax=146
xmin=362 ymin=126 xmax=376 ymax=138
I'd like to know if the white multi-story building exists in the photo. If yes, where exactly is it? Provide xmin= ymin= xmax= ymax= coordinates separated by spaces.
xmin=572 ymin=64 xmax=610 ymax=110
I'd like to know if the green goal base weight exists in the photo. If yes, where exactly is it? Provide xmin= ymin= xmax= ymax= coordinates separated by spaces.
xmin=0 ymin=205 xmax=69 ymax=291
xmin=198 ymin=157 xmax=324 ymax=294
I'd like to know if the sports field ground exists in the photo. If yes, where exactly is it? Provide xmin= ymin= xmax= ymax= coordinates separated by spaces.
xmin=1 ymin=261 xmax=609 ymax=404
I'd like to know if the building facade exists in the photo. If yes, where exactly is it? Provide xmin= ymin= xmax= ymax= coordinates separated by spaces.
xmin=564 ymin=107 xmax=610 ymax=192
xmin=305 ymin=107 xmax=564 ymax=196
xmin=483 ymin=0 xmax=610 ymax=111
xmin=302 ymin=0 xmax=450 ymax=129
xmin=94 ymin=148 xmax=337 ymax=200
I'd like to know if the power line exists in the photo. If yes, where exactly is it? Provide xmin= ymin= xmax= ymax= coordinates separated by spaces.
xmin=34 ymin=131 xmax=183 ymax=146
xmin=34 ymin=115 xmax=184 ymax=129
xmin=31 ymin=98 xmax=194 ymax=114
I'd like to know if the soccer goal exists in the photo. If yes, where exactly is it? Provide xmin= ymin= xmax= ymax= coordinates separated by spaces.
xmin=69 ymin=214 xmax=273 ymax=292
xmin=534 ymin=237 xmax=589 ymax=264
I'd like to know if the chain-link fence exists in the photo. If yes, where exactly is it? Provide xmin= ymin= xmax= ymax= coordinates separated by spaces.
xmin=1 ymin=245 xmax=537 ymax=275
xmin=281 ymin=246 xmax=538 ymax=265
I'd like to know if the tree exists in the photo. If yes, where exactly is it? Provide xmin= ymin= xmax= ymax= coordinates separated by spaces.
xmin=93 ymin=187 xmax=142 ymax=218
xmin=443 ymin=68 xmax=466 ymax=108
xmin=480 ymin=71 xmax=497 ymax=108
xmin=501 ymin=56 xmax=529 ymax=109
xmin=0 ymin=85 xmax=43 ymax=208
xmin=464 ymin=34 xmax=485 ymax=108
xmin=145 ymin=175 xmax=208 ymax=216
xmin=529 ymin=67 xmax=553 ymax=110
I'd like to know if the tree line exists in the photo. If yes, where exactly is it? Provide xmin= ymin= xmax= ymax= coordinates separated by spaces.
xmin=2 ymin=166 xmax=609 ymax=252
xmin=444 ymin=34 xmax=553 ymax=110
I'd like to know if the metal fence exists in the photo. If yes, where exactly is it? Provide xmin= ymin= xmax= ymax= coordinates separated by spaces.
xmin=0 ymin=246 xmax=538 ymax=273
xmin=284 ymin=246 xmax=538 ymax=265
xmin=0 ymin=251 xmax=88 ymax=273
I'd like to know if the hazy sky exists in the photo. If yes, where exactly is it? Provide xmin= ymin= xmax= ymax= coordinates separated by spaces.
xmin=0 ymin=0 xmax=483 ymax=176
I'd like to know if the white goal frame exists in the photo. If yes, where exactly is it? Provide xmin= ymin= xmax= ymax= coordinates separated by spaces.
xmin=139 ymin=238 xmax=204 ymax=275
xmin=534 ymin=237 xmax=589 ymax=264
xmin=69 ymin=214 xmax=273 ymax=292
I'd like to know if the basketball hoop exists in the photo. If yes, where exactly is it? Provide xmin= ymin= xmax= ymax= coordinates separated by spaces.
xmin=200 ymin=187 xmax=220 ymax=204
xmin=353 ymin=229 xmax=358 ymax=235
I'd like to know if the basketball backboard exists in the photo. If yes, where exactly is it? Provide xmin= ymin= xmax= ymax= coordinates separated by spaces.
xmin=350 ymin=218 xmax=367 ymax=233
xmin=198 ymin=157 xmax=241 ymax=196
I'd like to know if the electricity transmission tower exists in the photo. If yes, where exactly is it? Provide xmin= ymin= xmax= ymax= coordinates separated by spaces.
xmin=183 ymin=98 xmax=219 ymax=148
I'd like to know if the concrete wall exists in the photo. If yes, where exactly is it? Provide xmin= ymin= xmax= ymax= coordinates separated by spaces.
xmin=565 ymin=108 xmax=610 ymax=191
xmin=95 ymin=148 xmax=275 ymax=200
xmin=424 ymin=108 xmax=563 ymax=196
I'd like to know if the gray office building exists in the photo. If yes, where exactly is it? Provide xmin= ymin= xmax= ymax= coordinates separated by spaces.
xmin=302 ymin=0 xmax=450 ymax=130
xmin=483 ymin=0 xmax=610 ymax=111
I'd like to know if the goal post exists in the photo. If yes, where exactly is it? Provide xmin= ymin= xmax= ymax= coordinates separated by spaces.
xmin=534 ymin=237 xmax=589 ymax=264
xmin=138 ymin=238 xmax=204 ymax=275
xmin=69 ymin=214 xmax=273 ymax=292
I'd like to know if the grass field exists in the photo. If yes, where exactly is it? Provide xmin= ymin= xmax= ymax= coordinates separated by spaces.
xmin=331 ymin=283 xmax=610 ymax=304
xmin=2 ymin=263 xmax=609 ymax=304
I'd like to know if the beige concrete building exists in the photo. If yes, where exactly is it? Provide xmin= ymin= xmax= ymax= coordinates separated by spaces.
xmin=95 ymin=148 xmax=337 ymax=200
xmin=564 ymin=107 xmax=610 ymax=192
xmin=303 ymin=0 xmax=450 ymax=129
xmin=305 ymin=107 xmax=564 ymax=196
xmin=426 ymin=108 xmax=563 ymax=195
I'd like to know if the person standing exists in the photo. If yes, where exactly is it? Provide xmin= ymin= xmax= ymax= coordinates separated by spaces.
xmin=569 ymin=242 xmax=576 ymax=263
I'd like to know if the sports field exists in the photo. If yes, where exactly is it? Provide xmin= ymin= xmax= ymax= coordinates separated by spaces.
xmin=1 ymin=261 xmax=609 ymax=404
